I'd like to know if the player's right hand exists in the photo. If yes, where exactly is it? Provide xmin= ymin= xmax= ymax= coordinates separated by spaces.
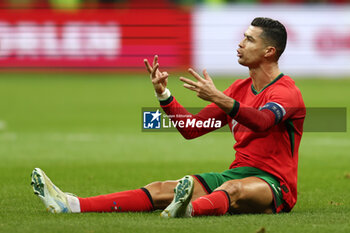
xmin=144 ymin=55 xmax=169 ymax=94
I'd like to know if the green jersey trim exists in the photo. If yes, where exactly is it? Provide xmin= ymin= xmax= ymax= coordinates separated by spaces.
xmin=251 ymin=73 xmax=284 ymax=95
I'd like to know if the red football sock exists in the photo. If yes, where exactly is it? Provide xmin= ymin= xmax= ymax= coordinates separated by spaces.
xmin=78 ymin=188 xmax=154 ymax=212
xmin=192 ymin=190 xmax=230 ymax=216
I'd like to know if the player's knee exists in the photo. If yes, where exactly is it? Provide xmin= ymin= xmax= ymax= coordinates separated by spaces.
xmin=217 ymin=180 xmax=243 ymax=201
xmin=144 ymin=181 xmax=174 ymax=199
xmin=144 ymin=181 xmax=176 ymax=209
xmin=144 ymin=181 xmax=163 ymax=198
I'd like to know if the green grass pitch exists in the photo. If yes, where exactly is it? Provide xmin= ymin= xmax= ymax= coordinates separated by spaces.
xmin=0 ymin=73 xmax=349 ymax=233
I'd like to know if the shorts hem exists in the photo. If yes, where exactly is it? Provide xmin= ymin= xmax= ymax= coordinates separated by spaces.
xmin=193 ymin=175 xmax=212 ymax=194
xmin=253 ymin=176 xmax=284 ymax=214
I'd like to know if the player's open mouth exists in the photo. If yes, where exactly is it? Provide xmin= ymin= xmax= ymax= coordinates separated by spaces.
xmin=237 ymin=49 xmax=242 ymax=57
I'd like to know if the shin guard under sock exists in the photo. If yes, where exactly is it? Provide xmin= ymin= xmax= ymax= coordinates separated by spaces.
xmin=78 ymin=188 xmax=154 ymax=212
xmin=192 ymin=190 xmax=230 ymax=216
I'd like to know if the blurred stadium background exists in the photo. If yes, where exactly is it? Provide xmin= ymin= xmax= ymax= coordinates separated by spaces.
xmin=0 ymin=0 xmax=350 ymax=75
xmin=0 ymin=0 xmax=349 ymax=233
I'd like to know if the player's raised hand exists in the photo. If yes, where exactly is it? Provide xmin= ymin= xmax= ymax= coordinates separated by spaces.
xmin=144 ymin=55 xmax=168 ymax=94
xmin=180 ymin=68 xmax=220 ymax=102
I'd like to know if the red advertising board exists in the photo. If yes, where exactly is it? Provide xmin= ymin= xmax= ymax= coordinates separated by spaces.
xmin=0 ymin=7 xmax=191 ymax=71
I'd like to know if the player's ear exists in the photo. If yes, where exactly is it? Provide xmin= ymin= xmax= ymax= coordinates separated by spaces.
xmin=264 ymin=46 xmax=276 ymax=59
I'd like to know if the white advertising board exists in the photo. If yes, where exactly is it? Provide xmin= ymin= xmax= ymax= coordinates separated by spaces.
xmin=193 ymin=5 xmax=350 ymax=77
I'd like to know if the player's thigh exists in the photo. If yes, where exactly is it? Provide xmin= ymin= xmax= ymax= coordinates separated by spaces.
xmin=217 ymin=177 xmax=274 ymax=214
xmin=192 ymin=178 xmax=208 ymax=200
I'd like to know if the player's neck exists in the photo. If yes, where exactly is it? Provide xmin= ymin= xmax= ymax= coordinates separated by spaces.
xmin=249 ymin=63 xmax=281 ymax=92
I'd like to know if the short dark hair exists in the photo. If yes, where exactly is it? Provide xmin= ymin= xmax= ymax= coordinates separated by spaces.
xmin=251 ymin=17 xmax=287 ymax=60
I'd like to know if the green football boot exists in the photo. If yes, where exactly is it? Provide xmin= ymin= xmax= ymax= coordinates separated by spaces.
xmin=161 ymin=175 xmax=194 ymax=218
xmin=31 ymin=168 xmax=71 ymax=213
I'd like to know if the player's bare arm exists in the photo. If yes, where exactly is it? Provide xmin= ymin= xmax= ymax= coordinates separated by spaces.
xmin=180 ymin=68 xmax=235 ymax=114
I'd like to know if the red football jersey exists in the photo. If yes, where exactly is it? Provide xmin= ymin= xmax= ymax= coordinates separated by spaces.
xmin=160 ymin=74 xmax=306 ymax=212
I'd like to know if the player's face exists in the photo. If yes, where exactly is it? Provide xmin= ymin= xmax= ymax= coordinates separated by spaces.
xmin=237 ymin=26 xmax=267 ymax=68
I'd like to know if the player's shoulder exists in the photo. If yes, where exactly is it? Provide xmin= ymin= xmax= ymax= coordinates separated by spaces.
xmin=274 ymin=75 xmax=301 ymax=94
xmin=278 ymin=75 xmax=295 ymax=86
xmin=270 ymin=74 xmax=305 ymax=106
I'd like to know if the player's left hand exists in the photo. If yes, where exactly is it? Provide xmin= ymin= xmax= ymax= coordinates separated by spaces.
xmin=180 ymin=68 xmax=220 ymax=102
